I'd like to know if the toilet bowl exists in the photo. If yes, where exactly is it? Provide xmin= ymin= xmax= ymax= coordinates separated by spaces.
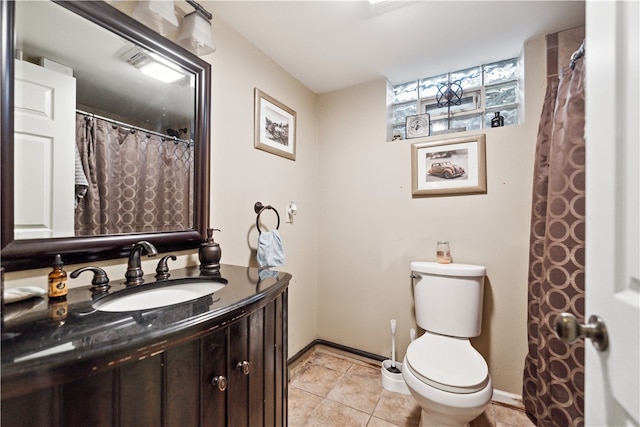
xmin=405 ymin=262 xmax=492 ymax=427
xmin=402 ymin=332 xmax=493 ymax=427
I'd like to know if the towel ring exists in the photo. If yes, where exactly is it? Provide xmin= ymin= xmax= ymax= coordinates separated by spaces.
xmin=254 ymin=202 xmax=280 ymax=233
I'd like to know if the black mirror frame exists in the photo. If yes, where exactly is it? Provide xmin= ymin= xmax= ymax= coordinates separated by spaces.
xmin=0 ymin=0 xmax=211 ymax=272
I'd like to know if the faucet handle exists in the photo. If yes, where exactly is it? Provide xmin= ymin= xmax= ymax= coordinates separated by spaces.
xmin=155 ymin=255 xmax=177 ymax=280
xmin=70 ymin=266 xmax=110 ymax=292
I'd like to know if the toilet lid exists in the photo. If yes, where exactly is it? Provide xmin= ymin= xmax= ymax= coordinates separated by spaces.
xmin=406 ymin=333 xmax=489 ymax=393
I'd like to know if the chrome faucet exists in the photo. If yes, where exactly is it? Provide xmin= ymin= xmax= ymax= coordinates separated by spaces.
xmin=124 ymin=240 xmax=158 ymax=286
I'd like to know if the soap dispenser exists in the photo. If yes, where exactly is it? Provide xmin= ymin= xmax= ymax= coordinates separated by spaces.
xmin=199 ymin=228 xmax=221 ymax=274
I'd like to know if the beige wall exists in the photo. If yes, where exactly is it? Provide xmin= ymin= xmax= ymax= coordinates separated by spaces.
xmin=4 ymin=10 xmax=548 ymax=396
xmin=315 ymin=36 xmax=546 ymax=395
xmin=3 ymin=13 xmax=321 ymax=362
xmin=207 ymin=18 xmax=319 ymax=357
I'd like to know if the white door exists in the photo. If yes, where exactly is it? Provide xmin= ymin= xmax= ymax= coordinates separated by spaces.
xmin=585 ymin=1 xmax=639 ymax=425
xmin=14 ymin=59 xmax=76 ymax=239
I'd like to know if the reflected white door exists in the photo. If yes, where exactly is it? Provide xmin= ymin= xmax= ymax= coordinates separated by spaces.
xmin=585 ymin=1 xmax=640 ymax=425
xmin=14 ymin=60 xmax=76 ymax=239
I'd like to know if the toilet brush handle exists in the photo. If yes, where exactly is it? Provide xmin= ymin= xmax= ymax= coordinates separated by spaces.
xmin=390 ymin=319 xmax=397 ymax=367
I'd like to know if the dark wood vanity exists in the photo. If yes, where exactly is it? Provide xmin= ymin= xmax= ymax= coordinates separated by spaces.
xmin=1 ymin=264 xmax=289 ymax=426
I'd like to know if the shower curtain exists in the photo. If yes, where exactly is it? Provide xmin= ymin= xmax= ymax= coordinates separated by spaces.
xmin=522 ymin=56 xmax=585 ymax=426
xmin=75 ymin=114 xmax=194 ymax=235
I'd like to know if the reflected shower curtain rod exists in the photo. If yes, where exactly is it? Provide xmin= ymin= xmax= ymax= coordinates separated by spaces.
xmin=76 ymin=109 xmax=193 ymax=146
xmin=186 ymin=0 xmax=212 ymax=20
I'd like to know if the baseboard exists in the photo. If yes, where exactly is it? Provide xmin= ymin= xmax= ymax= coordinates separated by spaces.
xmin=288 ymin=339 xmax=386 ymax=366
xmin=492 ymin=389 xmax=525 ymax=410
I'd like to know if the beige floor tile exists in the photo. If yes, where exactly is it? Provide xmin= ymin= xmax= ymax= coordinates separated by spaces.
xmin=290 ymin=363 xmax=345 ymax=397
xmin=493 ymin=404 xmax=534 ymax=426
xmin=372 ymin=389 xmax=421 ymax=427
xmin=289 ymin=349 xmax=319 ymax=378
xmin=367 ymin=416 xmax=401 ymax=427
xmin=470 ymin=403 xmax=496 ymax=427
xmin=288 ymin=386 xmax=324 ymax=427
xmin=326 ymin=365 xmax=384 ymax=413
xmin=288 ymin=346 xmax=532 ymax=427
xmin=347 ymin=363 xmax=382 ymax=378
xmin=305 ymin=399 xmax=371 ymax=427
xmin=309 ymin=351 xmax=355 ymax=373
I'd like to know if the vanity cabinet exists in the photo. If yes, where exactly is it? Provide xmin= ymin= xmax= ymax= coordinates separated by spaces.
xmin=1 ymin=269 xmax=288 ymax=427
xmin=201 ymin=297 xmax=285 ymax=427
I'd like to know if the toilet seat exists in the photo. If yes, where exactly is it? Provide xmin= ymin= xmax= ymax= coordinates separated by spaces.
xmin=405 ymin=332 xmax=489 ymax=394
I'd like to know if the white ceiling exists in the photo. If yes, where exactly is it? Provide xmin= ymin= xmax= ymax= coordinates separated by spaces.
xmin=207 ymin=0 xmax=586 ymax=94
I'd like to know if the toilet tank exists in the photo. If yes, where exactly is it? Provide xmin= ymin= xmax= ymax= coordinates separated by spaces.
xmin=411 ymin=261 xmax=486 ymax=338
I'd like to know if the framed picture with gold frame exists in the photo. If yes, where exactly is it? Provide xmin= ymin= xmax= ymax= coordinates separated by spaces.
xmin=254 ymin=88 xmax=296 ymax=161
xmin=411 ymin=134 xmax=486 ymax=197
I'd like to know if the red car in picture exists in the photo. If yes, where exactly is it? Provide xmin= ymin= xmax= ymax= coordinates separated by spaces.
xmin=428 ymin=161 xmax=465 ymax=179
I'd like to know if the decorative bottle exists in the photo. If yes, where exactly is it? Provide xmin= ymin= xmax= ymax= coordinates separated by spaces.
xmin=48 ymin=254 xmax=68 ymax=300
xmin=199 ymin=228 xmax=221 ymax=273
xmin=491 ymin=112 xmax=504 ymax=127
xmin=436 ymin=241 xmax=452 ymax=264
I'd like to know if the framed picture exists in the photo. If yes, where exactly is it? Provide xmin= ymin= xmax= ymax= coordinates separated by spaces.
xmin=254 ymin=88 xmax=296 ymax=160
xmin=406 ymin=113 xmax=430 ymax=139
xmin=411 ymin=134 xmax=486 ymax=197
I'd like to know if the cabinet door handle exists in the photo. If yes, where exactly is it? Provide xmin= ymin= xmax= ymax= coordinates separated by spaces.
xmin=211 ymin=375 xmax=227 ymax=391
xmin=236 ymin=361 xmax=251 ymax=375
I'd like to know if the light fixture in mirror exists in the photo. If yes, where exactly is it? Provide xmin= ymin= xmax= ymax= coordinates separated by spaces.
xmin=176 ymin=10 xmax=216 ymax=56
xmin=122 ymin=47 xmax=186 ymax=83
xmin=132 ymin=0 xmax=179 ymax=35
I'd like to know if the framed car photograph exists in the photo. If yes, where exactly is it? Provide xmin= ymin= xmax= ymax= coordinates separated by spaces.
xmin=411 ymin=134 xmax=486 ymax=197
xmin=254 ymin=88 xmax=296 ymax=161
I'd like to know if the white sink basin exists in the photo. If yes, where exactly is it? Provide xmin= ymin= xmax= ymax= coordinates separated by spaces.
xmin=93 ymin=280 xmax=226 ymax=312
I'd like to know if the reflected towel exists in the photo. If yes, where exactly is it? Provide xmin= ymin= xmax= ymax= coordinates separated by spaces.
xmin=4 ymin=286 xmax=47 ymax=304
xmin=257 ymin=230 xmax=285 ymax=268
xmin=74 ymin=145 xmax=89 ymax=207
xmin=259 ymin=269 xmax=280 ymax=281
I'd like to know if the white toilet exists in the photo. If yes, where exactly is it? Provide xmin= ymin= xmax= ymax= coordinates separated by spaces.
xmin=402 ymin=261 xmax=492 ymax=427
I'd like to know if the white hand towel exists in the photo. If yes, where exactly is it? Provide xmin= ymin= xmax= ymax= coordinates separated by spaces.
xmin=257 ymin=230 xmax=285 ymax=268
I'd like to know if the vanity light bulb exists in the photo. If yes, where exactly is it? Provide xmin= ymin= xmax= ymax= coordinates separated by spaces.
xmin=176 ymin=11 xmax=216 ymax=56
xmin=132 ymin=0 xmax=179 ymax=35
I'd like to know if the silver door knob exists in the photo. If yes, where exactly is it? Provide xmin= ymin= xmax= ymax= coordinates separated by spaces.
xmin=553 ymin=313 xmax=609 ymax=351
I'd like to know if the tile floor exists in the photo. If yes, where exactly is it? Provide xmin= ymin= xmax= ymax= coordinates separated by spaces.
xmin=288 ymin=346 xmax=535 ymax=427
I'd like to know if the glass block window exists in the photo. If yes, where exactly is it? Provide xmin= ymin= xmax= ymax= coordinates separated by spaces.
xmin=391 ymin=57 xmax=520 ymax=140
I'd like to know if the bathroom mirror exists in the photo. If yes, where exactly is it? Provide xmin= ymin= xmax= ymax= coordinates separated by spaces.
xmin=0 ymin=1 xmax=211 ymax=271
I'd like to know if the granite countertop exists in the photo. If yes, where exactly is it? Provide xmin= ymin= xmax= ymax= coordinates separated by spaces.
xmin=1 ymin=264 xmax=291 ymax=382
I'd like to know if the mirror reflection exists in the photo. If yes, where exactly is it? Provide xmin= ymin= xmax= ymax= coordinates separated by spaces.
xmin=14 ymin=1 xmax=196 ymax=240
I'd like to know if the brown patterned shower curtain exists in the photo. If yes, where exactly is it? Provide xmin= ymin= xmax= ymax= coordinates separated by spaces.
xmin=74 ymin=113 xmax=193 ymax=236
xmin=522 ymin=58 xmax=585 ymax=426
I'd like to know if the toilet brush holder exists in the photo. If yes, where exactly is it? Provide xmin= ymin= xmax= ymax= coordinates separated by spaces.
xmin=381 ymin=360 xmax=411 ymax=395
